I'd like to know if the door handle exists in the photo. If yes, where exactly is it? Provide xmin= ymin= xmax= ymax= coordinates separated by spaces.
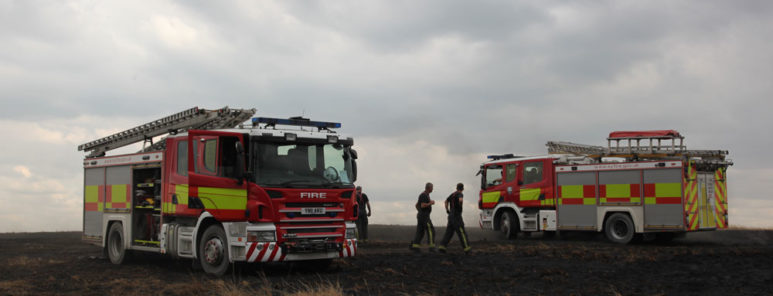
xmin=172 ymin=194 xmax=178 ymax=204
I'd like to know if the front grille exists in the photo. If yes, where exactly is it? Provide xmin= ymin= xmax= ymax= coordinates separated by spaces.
xmin=285 ymin=202 xmax=340 ymax=208
xmin=286 ymin=228 xmax=338 ymax=234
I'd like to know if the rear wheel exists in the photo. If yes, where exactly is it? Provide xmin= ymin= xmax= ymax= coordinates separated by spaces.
xmin=604 ymin=213 xmax=635 ymax=244
xmin=199 ymin=225 xmax=230 ymax=276
xmin=500 ymin=211 xmax=519 ymax=239
xmin=107 ymin=223 xmax=127 ymax=264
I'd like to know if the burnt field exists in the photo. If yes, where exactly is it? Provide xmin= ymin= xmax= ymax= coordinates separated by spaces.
xmin=1 ymin=226 xmax=772 ymax=296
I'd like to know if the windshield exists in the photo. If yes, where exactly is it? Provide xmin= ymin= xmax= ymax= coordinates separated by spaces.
xmin=252 ymin=141 xmax=355 ymax=188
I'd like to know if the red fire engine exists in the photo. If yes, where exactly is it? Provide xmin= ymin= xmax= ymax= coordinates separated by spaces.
xmin=478 ymin=130 xmax=731 ymax=244
xmin=80 ymin=107 xmax=359 ymax=275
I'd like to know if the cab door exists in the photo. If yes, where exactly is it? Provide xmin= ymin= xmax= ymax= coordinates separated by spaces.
xmin=187 ymin=130 xmax=248 ymax=221
xmin=517 ymin=160 xmax=551 ymax=207
xmin=480 ymin=163 xmax=506 ymax=208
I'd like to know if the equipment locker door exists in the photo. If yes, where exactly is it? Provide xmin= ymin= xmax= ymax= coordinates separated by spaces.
xmin=556 ymin=171 xmax=597 ymax=230
xmin=697 ymin=172 xmax=717 ymax=229
xmin=643 ymin=168 xmax=684 ymax=230
xmin=188 ymin=130 xmax=249 ymax=222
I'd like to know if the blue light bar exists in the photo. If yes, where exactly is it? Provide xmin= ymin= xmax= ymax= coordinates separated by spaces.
xmin=252 ymin=117 xmax=342 ymax=129
xmin=487 ymin=154 xmax=521 ymax=160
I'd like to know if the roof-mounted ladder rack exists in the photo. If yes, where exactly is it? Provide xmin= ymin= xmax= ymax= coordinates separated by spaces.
xmin=77 ymin=106 xmax=255 ymax=158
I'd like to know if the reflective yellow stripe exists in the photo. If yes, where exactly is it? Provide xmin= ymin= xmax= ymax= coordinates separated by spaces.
xmin=520 ymin=188 xmax=541 ymax=201
xmin=460 ymin=227 xmax=469 ymax=248
xmin=111 ymin=184 xmax=127 ymax=203
xmin=175 ymin=184 xmax=189 ymax=207
xmin=560 ymin=185 xmax=583 ymax=198
xmin=199 ymin=187 xmax=247 ymax=210
xmin=482 ymin=191 xmax=500 ymax=203
xmin=605 ymin=184 xmax=630 ymax=198
xmin=656 ymin=183 xmax=681 ymax=197
xmin=583 ymin=198 xmax=596 ymax=205
xmin=85 ymin=186 xmax=99 ymax=203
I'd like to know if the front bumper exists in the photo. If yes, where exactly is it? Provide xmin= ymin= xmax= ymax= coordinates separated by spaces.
xmin=480 ymin=209 xmax=495 ymax=230
xmin=244 ymin=239 xmax=357 ymax=262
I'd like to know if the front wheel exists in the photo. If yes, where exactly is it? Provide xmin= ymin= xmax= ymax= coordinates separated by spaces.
xmin=501 ymin=211 xmax=518 ymax=240
xmin=199 ymin=225 xmax=230 ymax=276
xmin=107 ymin=222 xmax=127 ymax=264
xmin=604 ymin=213 xmax=635 ymax=244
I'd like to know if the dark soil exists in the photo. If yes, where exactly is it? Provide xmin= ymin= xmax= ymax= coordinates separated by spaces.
xmin=1 ymin=226 xmax=772 ymax=295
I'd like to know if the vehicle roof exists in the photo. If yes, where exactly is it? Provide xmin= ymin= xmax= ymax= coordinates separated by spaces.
xmin=482 ymin=155 xmax=563 ymax=166
xmin=168 ymin=126 xmax=352 ymax=141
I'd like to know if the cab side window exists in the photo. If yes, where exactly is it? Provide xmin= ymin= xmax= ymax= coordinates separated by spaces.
xmin=522 ymin=162 xmax=544 ymax=185
xmin=505 ymin=164 xmax=517 ymax=183
xmin=177 ymin=141 xmax=188 ymax=176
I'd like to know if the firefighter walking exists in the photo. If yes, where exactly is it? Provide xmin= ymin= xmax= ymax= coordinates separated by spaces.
xmin=355 ymin=186 xmax=371 ymax=242
xmin=410 ymin=182 xmax=436 ymax=251
xmin=438 ymin=183 xmax=471 ymax=254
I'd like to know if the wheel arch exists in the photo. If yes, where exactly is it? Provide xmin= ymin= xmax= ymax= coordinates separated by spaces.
xmin=492 ymin=203 xmax=522 ymax=231
xmin=101 ymin=214 xmax=129 ymax=249
xmin=597 ymin=207 xmax=643 ymax=233
xmin=194 ymin=211 xmax=219 ymax=260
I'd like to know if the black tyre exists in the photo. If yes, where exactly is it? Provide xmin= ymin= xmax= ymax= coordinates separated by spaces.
xmin=107 ymin=222 xmax=127 ymax=264
xmin=543 ymin=231 xmax=557 ymax=238
xmin=500 ymin=211 xmax=518 ymax=239
xmin=604 ymin=213 xmax=635 ymax=244
xmin=199 ymin=225 xmax=230 ymax=276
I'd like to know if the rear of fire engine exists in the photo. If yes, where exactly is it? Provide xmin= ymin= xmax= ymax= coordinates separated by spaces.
xmin=80 ymin=107 xmax=359 ymax=276
xmin=478 ymin=130 xmax=731 ymax=244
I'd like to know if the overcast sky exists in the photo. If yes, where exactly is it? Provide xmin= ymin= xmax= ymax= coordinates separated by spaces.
xmin=1 ymin=1 xmax=772 ymax=232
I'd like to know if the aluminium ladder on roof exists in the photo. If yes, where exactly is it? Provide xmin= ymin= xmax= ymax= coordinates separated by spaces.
xmin=78 ymin=106 xmax=256 ymax=158
xmin=546 ymin=140 xmax=729 ymax=162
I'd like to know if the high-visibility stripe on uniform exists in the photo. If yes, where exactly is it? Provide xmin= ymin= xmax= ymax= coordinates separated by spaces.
xmin=558 ymin=185 xmax=596 ymax=205
xmin=643 ymin=183 xmax=682 ymax=205
xmin=599 ymin=184 xmax=640 ymax=204
xmin=198 ymin=187 xmax=247 ymax=210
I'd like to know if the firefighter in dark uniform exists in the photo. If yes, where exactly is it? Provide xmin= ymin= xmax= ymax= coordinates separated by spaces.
xmin=410 ymin=182 xmax=436 ymax=251
xmin=355 ymin=186 xmax=371 ymax=242
xmin=438 ymin=183 xmax=471 ymax=254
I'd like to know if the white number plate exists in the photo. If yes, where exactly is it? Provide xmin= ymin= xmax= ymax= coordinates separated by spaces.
xmin=301 ymin=207 xmax=326 ymax=215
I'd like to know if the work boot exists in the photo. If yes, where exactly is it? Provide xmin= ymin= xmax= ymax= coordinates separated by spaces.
xmin=464 ymin=246 xmax=472 ymax=254
xmin=437 ymin=246 xmax=447 ymax=254
xmin=409 ymin=243 xmax=421 ymax=252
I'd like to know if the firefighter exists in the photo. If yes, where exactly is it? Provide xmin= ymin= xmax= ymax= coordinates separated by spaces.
xmin=355 ymin=186 xmax=371 ymax=242
xmin=410 ymin=182 xmax=436 ymax=251
xmin=438 ymin=183 xmax=471 ymax=254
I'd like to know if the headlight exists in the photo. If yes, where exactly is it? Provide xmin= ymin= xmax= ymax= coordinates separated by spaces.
xmin=345 ymin=228 xmax=356 ymax=239
xmin=247 ymin=231 xmax=276 ymax=242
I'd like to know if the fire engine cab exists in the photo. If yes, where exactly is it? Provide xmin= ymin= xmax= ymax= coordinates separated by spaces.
xmin=478 ymin=130 xmax=731 ymax=244
xmin=79 ymin=107 xmax=359 ymax=276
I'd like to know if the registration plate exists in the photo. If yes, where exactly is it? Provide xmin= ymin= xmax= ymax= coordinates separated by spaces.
xmin=301 ymin=207 xmax=326 ymax=215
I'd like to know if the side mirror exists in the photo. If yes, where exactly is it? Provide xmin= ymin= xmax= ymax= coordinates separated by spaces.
xmin=352 ymin=160 xmax=358 ymax=182
xmin=517 ymin=180 xmax=523 ymax=186
xmin=350 ymin=149 xmax=358 ymax=160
